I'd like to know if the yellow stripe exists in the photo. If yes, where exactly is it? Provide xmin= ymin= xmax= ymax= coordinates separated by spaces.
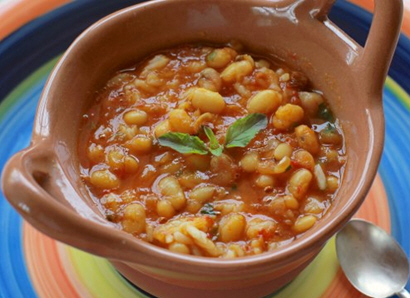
xmin=65 ymin=240 xmax=338 ymax=298
xmin=271 ymin=238 xmax=339 ymax=298
xmin=66 ymin=247 xmax=146 ymax=298
xmin=386 ymin=77 xmax=410 ymax=111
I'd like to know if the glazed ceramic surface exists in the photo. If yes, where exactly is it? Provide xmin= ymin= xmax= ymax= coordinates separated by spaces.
xmin=0 ymin=0 xmax=408 ymax=298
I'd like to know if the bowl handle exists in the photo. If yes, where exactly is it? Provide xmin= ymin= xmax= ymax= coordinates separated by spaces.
xmin=1 ymin=143 xmax=151 ymax=264
xmin=356 ymin=0 xmax=403 ymax=97
xmin=296 ymin=0 xmax=403 ymax=97
xmin=294 ymin=0 xmax=336 ymax=20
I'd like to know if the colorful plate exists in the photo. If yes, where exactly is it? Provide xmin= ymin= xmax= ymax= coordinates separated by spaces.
xmin=0 ymin=1 xmax=409 ymax=297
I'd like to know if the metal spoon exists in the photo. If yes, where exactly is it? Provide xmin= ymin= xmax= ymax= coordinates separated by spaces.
xmin=336 ymin=219 xmax=410 ymax=298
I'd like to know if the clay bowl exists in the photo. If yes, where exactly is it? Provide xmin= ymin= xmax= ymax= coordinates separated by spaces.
xmin=1 ymin=0 xmax=403 ymax=297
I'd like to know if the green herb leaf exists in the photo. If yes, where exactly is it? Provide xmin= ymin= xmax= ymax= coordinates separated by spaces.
xmin=207 ymin=51 xmax=216 ymax=62
xmin=200 ymin=203 xmax=219 ymax=215
xmin=90 ymin=121 xmax=97 ymax=130
xmin=323 ymin=123 xmax=336 ymax=134
xmin=158 ymin=132 xmax=208 ymax=155
xmin=317 ymin=103 xmax=334 ymax=122
xmin=203 ymin=126 xmax=223 ymax=156
xmin=225 ymin=113 xmax=268 ymax=148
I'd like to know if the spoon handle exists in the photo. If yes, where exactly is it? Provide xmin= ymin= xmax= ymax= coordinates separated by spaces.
xmin=397 ymin=288 xmax=410 ymax=298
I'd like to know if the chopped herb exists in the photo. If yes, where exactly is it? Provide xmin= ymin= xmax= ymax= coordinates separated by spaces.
xmin=231 ymin=183 xmax=238 ymax=191
xmin=200 ymin=203 xmax=219 ymax=215
xmin=90 ymin=121 xmax=97 ymax=130
xmin=323 ymin=123 xmax=337 ymax=133
xmin=286 ymin=165 xmax=292 ymax=172
xmin=317 ymin=103 xmax=334 ymax=122
xmin=320 ymin=122 xmax=342 ymax=145
xmin=207 ymin=51 xmax=216 ymax=62
xmin=292 ymin=122 xmax=300 ymax=128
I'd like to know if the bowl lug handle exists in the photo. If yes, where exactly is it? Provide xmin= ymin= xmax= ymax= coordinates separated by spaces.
xmin=1 ymin=143 xmax=152 ymax=265
xmin=356 ymin=0 xmax=403 ymax=98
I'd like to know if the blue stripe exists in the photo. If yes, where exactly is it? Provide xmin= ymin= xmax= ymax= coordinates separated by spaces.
xmin=0 ymin=80 xmax=43 ymax=297
xmin=381 ymin=86 xmax=410 ymax=245
xmin=0 ymin=1 xmax=147 ymax=296
xmin=380 ymin=86 xmax=410 ymax=291
xmin=329 ymin=1 xmax=410 ymax=96
xmin=0 ymin=0 xmax=146 ymax=102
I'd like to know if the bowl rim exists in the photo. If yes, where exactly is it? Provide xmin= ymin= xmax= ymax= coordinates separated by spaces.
xmin=3 ymin=0 xmax=387 ymax=271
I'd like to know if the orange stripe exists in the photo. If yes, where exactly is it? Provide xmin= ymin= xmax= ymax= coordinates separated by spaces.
xmin=23 ymin=223 xmax=80 ymax=298
xmin=0 ymin=0 xmax=409 ymax=40
xmin=56 ymin=243 xmax=93 ymax=296
xmin=0 ymin=0 xmax=71 ymax=41
xmin=350 ymin=0 xmax=410 ymax=37
xmin=349 ymin=0 xmax=374 ymax=11
xmin=322 ymin=269 xmax=368 ymax=298
xmin=354 ymin=175 xmax=391 ymax=232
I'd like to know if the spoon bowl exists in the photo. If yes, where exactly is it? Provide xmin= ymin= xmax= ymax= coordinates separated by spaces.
xmin=0 ymin=0 xmax=404 ymax=297
xmin=336 ymin=219 xmax=410 ymax=298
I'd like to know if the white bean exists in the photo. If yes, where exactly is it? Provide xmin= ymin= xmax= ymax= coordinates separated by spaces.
xmin=218 ymin=214 xmax=246 ymax=242
xmin=288 ymin=169 xmax=313 ymax=199
xmin=247 ymin=90 xmax=282 ymax=114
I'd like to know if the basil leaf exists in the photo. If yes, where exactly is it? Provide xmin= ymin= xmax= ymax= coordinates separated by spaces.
xmin=203 ymin=126 xmax=223 ymax=156
xmin=225 ymin=113 xmax=268 ymax=148
xmin=158 ymin=132 xmax=208 ymax=155
xmin=317 ymin=103 xmax=334 ymax=122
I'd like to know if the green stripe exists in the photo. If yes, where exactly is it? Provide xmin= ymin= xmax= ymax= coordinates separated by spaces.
xmin=0 ymin=56 xmax=60 ymax=119
xmin=386 ymin=77 xmax=410 ymax=111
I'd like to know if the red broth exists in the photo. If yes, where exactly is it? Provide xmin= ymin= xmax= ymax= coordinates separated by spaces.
xmin=78 ymin=45 xmax=345 ymax=258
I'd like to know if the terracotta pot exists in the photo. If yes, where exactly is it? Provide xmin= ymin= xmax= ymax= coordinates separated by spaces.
xmin=1 ymin=0 xmax=403 ymax=297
